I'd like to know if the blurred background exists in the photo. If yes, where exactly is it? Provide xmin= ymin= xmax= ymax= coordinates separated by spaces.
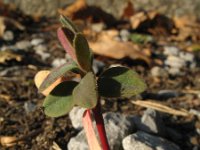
xmin=0 ymin=0 xmax=200 ymax=149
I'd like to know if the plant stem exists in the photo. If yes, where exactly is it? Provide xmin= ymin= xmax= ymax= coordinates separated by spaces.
xmin=92 ymin=101 xmax=110 ymax=150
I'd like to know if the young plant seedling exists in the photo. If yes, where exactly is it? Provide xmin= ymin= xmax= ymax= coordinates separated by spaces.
xmin=34 ymin=15 xmax=147 ymax=150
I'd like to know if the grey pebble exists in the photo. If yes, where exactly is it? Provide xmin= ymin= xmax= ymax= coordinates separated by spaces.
xmin=132 ymin=108 xmax=166 ymax=136
xmin=163 ymin=46 xmax=179 ymax=56
xmin=51 ymin=58 xmax=66 ymax=67
xmin=2 ymin=30 xmax=14 ymax=41
xmin=120 ymin=29 xmax=130 ymax=42
xmin=31 ymin=38 xmax=44 ymax=46
xmin=15 ymin=40 xmax=31 ymax=50
xmin=122 ymin=131 xmax=181 ymax=150
xmin=151 ymin=66 xmax=168 ymax=77
xmin=69 ymin=107 xmax=86 ymax=130
xmin=24 ymin=101 xmax=36 ymax=114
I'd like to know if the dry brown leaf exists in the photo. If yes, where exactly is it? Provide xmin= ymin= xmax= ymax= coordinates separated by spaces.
xmin=0 ymin=50 xmax=22 ymax=63
xmin=132 ymin=100 xmax=189 ymax=116
xmin=0 ymin=94 xmax=11 ymax=101
xmin=58 ymin=0 xmax=86 ymax=18
xmin=130 ymin=11 xmax=157 ymax=29
xmin=89 ymin=30 xmax=151 ymax=65
xmin=0 ymin=136 xmax=17 ymax=147
xmin=172 ymin=16 xmax=200 ymax=41
xmin=0 ymin=17 xmax=5 ymax=37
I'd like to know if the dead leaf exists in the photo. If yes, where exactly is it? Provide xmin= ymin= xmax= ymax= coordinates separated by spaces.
xmin=0 ymin=17 xmax=6 ymax=37
xmin=0 ymin=94 xmax=11 ymax=101
xmin=52 ymin=141 xmax=62 ymax=150
xmin=58 ymin=0 xmax=86 ymax=18
xmin=121 ymin=1 xmax=135 ymax=19
xmin=89 ymin=30 xmax=151 ymax=65
xmin=172 ymin=16 xmax=200 ymax=41
xmin=0 ymin=50 xmax=22 ymax=63
xmin=0 ymin=136 xmax=17 ymax=147
xmin=130 ymin=11 xmax=175 ymax=36
xmin=82 ymin=110 xmax=101 ymax=150
xmin=132 ymin=100 xmax=189 ymax=116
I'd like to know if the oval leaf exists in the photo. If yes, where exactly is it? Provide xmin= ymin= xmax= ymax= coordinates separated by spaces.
xmin=73 ymin=72 xmax=98 ymax=108
xmin=60 ymin=15 xmax=78 ymax=33
xmin=43 ymin=81 xmax=78 ymax=117
xmin=57 ymin=27 xmax=76 ymax=60
xmin=39 ymin=62 xmax=79 ymax=92
xmin=98 ymin=66 xmax=147 ymax=98
xmin=74 ymin=33 xmax=92 ymax=72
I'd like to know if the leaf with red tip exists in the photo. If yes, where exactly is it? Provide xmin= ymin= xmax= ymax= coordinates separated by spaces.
xmin=60 ymin=15 xmax=78 ymax=33
xmin=82 ymin=110 xmax=101 ymax=150
xmin=57 ymin=27 xmax=76 ymax=60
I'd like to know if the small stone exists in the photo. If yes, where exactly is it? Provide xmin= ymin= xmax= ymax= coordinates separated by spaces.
xmin=2 ymin=30 xmax=14 ymax=41
xmin=132 ymin=108 xmax=166 ymax=136
xmin=34 ymin=44 xmax=47 ymax=52
xmin=67 ymin=130 xmax=89 ymax=150
xmin=164 ymin=46 xmax=179 ymax=56
xmin=120 ymin=29 xmax=130 ymax=42
xmin=103 ymin=112 xmax=135 ymax=150
xmin=167 ymin=67 xmax=182 ymax=76
xmin=15 ymin=40 xmax=31 ymax=50
xmin=35 ymin=50 xmax=50 ymax=61
xmin=24 ymin=101 xmax=36 ymax=114
xmin=91 ymin=23 xmax=105 ymax=32
xmin=158 ymin=90 xmax=179 ymax=99
xmin=151 ymin=66 xmax=168 ymax=77
xmin=179 ymin=52 xmax=194 ymax=62
xmin=122 ymin=131 xmax=181 ymax=150
xmin=51 ymin=58 xmax=66 ymax=67
xmin=31 ymin=38 xmax=44 ymax=46
xmin=165 ymin=56 xmax=186 ymax=69
xmin=69 ymin=107 xmax=86 ymax=130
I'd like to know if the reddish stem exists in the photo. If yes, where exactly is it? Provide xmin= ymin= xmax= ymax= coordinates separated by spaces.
xmin=92 ymin=101 xmax=110 ymax=150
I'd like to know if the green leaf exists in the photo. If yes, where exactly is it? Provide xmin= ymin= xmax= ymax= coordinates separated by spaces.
xmin=57 ymin=27 xmax=76 ymax=61
xmin=74 ymin=33 xmax=92 ymax=72
xmin=129 ymin=33 xmax=154 ymax=44
xmin=39 ymin=62 xmax=79 ymax=92
xmin=43 ymin=81 xmax=78 ymax=117
xmin=60 ymin=15 xmax=78 ymax=33
xmin=73 ymin=72 xmax=98 ymax=108
xmin=98 ymin=66 xmax=147 ymax=98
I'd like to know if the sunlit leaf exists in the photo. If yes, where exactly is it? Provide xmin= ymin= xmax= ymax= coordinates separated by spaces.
xmin=73 ymin=72 xmax=98 ymax=108
xmin=74 ymin=33 xmax=92 ymax=72
xmin=98 ymin=66 xmax=147 ymax=98
xmin=57 ymin=27 xmax=76 ymax=60
xmin=60 ymin=15 xmax=78 ymax=33
xmin=43 ymin=81 xmax=78 ymax=117
xmin=39 ymin=62 xmax=79 ymax=92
